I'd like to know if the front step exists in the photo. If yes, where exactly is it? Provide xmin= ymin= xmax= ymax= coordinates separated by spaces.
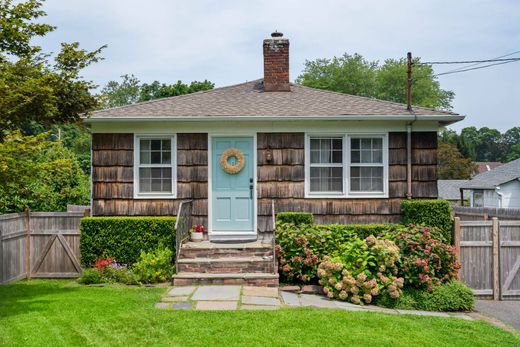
xmin=172 ymin=272 xmax=279 ymax=287
xmin=180 ymin=241 xmax=273 ymax=259
xmin=177 ymin=256 xmax=274 ymax=273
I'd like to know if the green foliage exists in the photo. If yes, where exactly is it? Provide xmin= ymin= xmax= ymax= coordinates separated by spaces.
xmin=77 ymin=268 xmax=105 ymax=285
xmin=377 ymin=280 xmax=474 ymax=312
xmin=318 ymin=236 xmax=404 ymax=305
xmin=438 ymin=143 xmax=477 ymax=179
xmin=79 ymin=217 xmax=176 ymax=267
xmin=276 ymin=212 xmax=314 ymax=225
xmin=275 ymin=223 xmax=406 ymax=283
xmin=0 ymin=130 xmax=90 ymax=213
xmin=400 ymin=200 xmax=453 ymax=243
xmin=100 ymin=74 xmax=214 ymax=108
xmin=131 ymin=247 xmax=174 ymax=284
xmin=296 ymin=53 xmax=454 ymax=110
xmin=0 ymin=0 xmax=105 ymax=135
xmin=439 ymin=126 xmax=520 ymax=163
xmin=394 ymin=226 xmax=461 ymax=291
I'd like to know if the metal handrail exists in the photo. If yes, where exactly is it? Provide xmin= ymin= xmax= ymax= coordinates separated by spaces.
xmin=175 ymin=200 xmax=193 ymax=274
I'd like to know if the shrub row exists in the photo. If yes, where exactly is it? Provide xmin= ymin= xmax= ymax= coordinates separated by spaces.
xmin=276 ymin=212 xmax=314 ymax=225
xmin=400 ymin=200 xmax=453 ymax=243
xmin=79 ymin=217 xmax=176 ymax=267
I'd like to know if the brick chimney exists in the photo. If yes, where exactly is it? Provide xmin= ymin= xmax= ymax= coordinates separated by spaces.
xmin=263 ymin=31 xmax=290 ymax=92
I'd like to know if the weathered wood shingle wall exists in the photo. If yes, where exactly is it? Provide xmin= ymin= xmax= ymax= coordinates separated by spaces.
xmin=257 ymin=132 xmax=438 ymax=232
xmin=92 ymin=133 xmax=208 ymax=226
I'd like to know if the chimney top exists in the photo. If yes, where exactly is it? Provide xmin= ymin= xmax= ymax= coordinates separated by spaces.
xmin=263 ymin=31 xmax=290 ymax=92
xmin=271 ymin=31 xmax=283 ymax=38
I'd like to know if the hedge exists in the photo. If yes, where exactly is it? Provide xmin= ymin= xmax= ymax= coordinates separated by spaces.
xmin=276 ymin=212 xmax=314 ymax=225
xmin=401 ymin=200 xmax=453 ymax=243
xmin=80 ymin=217 xmax=176 ymax=267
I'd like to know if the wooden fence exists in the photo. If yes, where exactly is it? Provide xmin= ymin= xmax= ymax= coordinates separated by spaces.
xmin=454 ymin=217 xmax=520 ymax=300
xmin=0 ymin=210 xmax=87 ymax=285
xmin=453 ymin=206 xmax=520 ymax=221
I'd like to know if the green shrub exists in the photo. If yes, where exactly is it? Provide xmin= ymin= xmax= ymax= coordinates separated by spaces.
xmin=78 ymin=268 xmax=106 ymax=285
xmin=80 ymin=217 xmax=176 ymax=267
xmin=318 ymin=236 xmax=404 ymax=305
xmin=394 ymin=225 xmax=460 ymax=291
xmin=276 ymin=212 xmax=314 ymax=225
xmin=131 ymin=247 xmax=174 ymax=284
xmin=377 ymin=280 xmax=474 ymax=312
xmin=275 ymin=223 xmax=406 ymax=283
xmin=400 ymin=200 xmax=453 ymax=243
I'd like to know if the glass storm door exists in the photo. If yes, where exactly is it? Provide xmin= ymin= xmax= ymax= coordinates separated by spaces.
xmin=211 ymin=137 xmax=254 ymax=233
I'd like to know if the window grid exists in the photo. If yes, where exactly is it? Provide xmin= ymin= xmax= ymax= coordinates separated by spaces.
xmin=135 ymin=136 xmax=175 ymax=197
xmin=349 ymin=136 xmax=385 ymax=194
xmin=309 ymin=137 xmax=344 ymax=194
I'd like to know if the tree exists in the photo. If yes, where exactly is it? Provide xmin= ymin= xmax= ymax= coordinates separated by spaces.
xmin=296 ymin=53 xmax=454 ymax=110
xmin=437 ymin=143 xmax=477 ymax=179
xmin=100 ymin=76 xmax=214 ymax=108
xmin=0 ymin=0 xmax=105 ymax=135
xmin=0 ymin=131 xmax=90 ymax=213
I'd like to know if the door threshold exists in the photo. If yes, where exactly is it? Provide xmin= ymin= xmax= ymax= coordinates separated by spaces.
xmin=209 ymin=231 xmax=257 ymax=242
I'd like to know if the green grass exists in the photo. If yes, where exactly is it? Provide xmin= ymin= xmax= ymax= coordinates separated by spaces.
xmin=0 ymin=280 xmax=518 ymax=347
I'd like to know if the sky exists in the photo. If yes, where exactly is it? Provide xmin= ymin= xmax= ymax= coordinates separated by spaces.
xmin=38 ymin=0 xmax=520 ymax=132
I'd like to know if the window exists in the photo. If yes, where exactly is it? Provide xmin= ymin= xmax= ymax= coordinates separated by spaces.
xmin=305 ymin=134 xmax=388 ymax=198
xmin=134 ymin=136 xmax=176 ymax=198
xmin=349 ymin=137 xmax=384 ymax=193
xmin=473 ymin=190 xmax=484 ymax=207
xmin=309 ymin=137 xmax=344 ymax=194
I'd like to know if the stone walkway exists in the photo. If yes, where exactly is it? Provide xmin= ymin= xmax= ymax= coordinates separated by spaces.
xmin=155 ymin=285 xmax=473 ymax=319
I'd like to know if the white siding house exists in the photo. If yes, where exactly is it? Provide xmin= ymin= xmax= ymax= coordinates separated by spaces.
xmin=461 ymin=158 xmax=520 ymax=208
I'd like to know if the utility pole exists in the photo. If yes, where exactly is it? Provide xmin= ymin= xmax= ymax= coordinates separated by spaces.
xmin=407 ymin=52 xmax=413 ymax=111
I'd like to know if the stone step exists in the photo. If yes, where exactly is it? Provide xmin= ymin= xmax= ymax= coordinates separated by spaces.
xmin=173 ymin=272 xmax=279 ymax=287
xmin=177 ymin=256 xmax=275 ymax=274
xmin=180 ymin=241 xmax=273 ymax=259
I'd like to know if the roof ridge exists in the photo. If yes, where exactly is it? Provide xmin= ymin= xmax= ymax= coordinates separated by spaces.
xmin=291 ymin=83 xmax=458 ymax=116
xmin=92 ymin=79 xmax=262 ymax=115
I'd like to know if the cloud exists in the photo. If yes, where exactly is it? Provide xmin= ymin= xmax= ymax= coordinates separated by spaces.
xmin=40 ymin=0 xmax=520 ymax=131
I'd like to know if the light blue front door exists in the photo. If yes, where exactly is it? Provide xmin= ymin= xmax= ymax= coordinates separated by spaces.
xmin=211 ymin=137 xmax=254 ymax=233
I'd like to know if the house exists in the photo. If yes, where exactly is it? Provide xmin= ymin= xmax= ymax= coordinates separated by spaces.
xmin=475 ymin=162 xmax=503 ymax=175
xmin=85 ymin=32 xmax=463 ymax=243
xmin=437 ymin=179 xmax=468 ymax=205
xmin=460 ymin=158 xmax=520 ymax=208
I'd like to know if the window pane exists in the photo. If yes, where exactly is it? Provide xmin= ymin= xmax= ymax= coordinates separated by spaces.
xmin=310 ymin=138 xmax=342 ymax=164
xmin=350 ymin=167 xmax=383 ymax=192
xmin=360 ymin=150 xmax=372 ymax=163
xmin=162 ymin=168 xmax=172 ymax=179
xmin=332 ymin=139 xmax=342 ymax=150
xmin=162 ymin=178 xmax=172 ymax=191
xmin=140 ymin=139 xmax=150 ymax=150
xmin=151 ymin=140 xmax=161 ymax=150
xmin=139 ymin=178 xmax=151 ymax=192
xmin=151 ymin=179 xmax=162 ymax=191
xmin=351 ymin=138 xmax=360 ymax=150
xmin=310 ymin=150 xmax=320 ymax=163
xmin=332 ymin=150 xmax=342 ymax=163
xmin=151 ymin=151 xmax=161 ymax=164
xmin=140 ymin=168 xmax=151 ymax=178
xmin=310 ymin=167 xmax=343 ymax=192
xmin=140 ymin=151 xmax=150 ymax=164
xmin=151 ymin=168 xmax=162 ymax=178
xmin=373 ymin=149 xmax=382 ymax=163
xmin=162 ymin=140 xmax=171 ymax=150
xmin=320 ymin=140 xmax=332 ymax=163
xmin=361 ymin=138 xmax=372 ymax=149
xmin=162 ymin=151 xmax=171 ymax=164
xmin=310 ymin=139 xmax=320 ymax=150
xmin=351 ymin=150 xmax=360 ymax=163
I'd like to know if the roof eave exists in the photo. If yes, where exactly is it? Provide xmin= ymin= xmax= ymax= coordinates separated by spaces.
xmin=83 ymin=114 xmax=465 ymax=124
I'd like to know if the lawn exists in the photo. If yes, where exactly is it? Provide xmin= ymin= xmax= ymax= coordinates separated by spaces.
xmin=0 ymin=280 xmax=518 ymax=347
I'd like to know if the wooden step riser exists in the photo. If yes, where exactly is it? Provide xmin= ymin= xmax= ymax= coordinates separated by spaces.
xmin=180 ymin=249 xmax=273 ymax=259
xmin=173 ymin=277 xmax=279 ymax=287
xmin=177 ymin=261 xmax=274 ymax=274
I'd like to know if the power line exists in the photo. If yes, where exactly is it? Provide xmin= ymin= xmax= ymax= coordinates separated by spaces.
xmin=439 ymin=50 xmax=520 ymax=74
xmin=435 ymin=59 xmax=520 ymax=77
xmin=420 ymin=57 xmax=520 ymax=65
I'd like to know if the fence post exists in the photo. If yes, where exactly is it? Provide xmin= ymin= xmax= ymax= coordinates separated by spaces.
xmin=492 ymin=217 xmax=500 ymax=300
xmin=453 ymin=217 xmax=461 ymax=254
xmin=25 ymin=209 xmax=31 ymax=280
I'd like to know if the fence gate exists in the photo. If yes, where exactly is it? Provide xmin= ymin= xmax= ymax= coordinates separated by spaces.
xmin=455 ymin=217 xmax=520 ymax=300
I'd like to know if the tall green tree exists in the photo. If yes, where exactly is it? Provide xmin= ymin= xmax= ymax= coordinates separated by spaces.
xmin=437 ymin=143 xmax=477 ymax=179
xmin=0 ymin=0 xmax=105 ymax=135
xmin=297 ymin=53 xmax=454 ymax=110
xmin=100 ymin=75 xmax=214 ymax=108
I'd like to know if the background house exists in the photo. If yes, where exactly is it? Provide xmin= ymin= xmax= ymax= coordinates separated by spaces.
xmin=437 ymin=179 xmax=468 ymax=206
xmin=461 ymin=158 xmax=520 ymax=208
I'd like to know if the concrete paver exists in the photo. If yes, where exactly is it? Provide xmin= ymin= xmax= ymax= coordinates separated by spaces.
xmin=192 ymin=285 xmax=241 ymax=301
xmin=476 ymin=300 xmax=520 ymax=330
xmin=161 ymin=296 xmax=189 ymax=302
xmin=173 ymin=302 xmax=193 ymax=310
xmin=242 ymin=295 xmax=280 ymax=306
xmin=196 ymin=301 xmax=238 ymax=311
xmin=280 ymin=291 xmax=301 ymax=306
xmin=243 ymin=286 xmax=279 ymax=298
xmin=167 ymin=286 xmax=196 ymax=296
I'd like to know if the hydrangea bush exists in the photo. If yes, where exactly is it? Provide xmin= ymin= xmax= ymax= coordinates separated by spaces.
xmin=394 ymin=226 xmax=460 ymax=291
xmin=318 ymin=236 xmax=404 ymax=305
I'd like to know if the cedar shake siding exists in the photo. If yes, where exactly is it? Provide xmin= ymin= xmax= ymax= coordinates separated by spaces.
xmin=92 ymin=132 xmax=437 ymax=233
xmin=92 ymin=133 xmax=208 ymax=227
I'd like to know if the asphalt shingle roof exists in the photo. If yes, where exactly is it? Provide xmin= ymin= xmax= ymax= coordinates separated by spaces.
xmin=437 ymin=180 xmax=468 ymax=200
xmin=88 ymin=80 xmax=459 ymax=119
xmin=461 ymin=158 xmax=520 ymax=189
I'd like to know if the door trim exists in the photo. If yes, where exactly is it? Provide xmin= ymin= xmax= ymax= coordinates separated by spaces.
xmin=208 ymin=133 xmax=257 ymax=241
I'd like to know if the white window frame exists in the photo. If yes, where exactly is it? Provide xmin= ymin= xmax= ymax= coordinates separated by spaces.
xmin=305 ymin=133 xmax=388 ymax=198
xmin=134 ymin=134 xmax=177 ymax=199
